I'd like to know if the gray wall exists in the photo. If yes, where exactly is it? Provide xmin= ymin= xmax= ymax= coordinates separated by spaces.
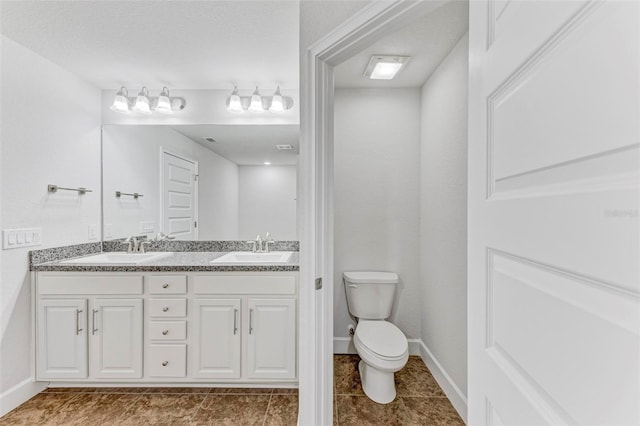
xmin=419 ymin=34 xmax=469 ymax=395
xmin=333 ymin=88 xmax=422 ymax=343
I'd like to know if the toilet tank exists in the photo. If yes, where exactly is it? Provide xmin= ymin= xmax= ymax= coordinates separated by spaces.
xmin=343 ymin=271 xmax=399 ymax=320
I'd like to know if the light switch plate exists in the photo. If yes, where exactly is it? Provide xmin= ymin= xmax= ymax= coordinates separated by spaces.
xmin=3 ymin=228 xmax=42 ymax=249
xmin=88 ymin=224 xmax=98 ymax=240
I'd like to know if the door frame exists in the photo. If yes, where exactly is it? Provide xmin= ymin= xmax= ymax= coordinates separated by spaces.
xmin=299 ymin=1 xmax=446 ymax=424
xmin=159 ymin=148 xmax=199 ymax=240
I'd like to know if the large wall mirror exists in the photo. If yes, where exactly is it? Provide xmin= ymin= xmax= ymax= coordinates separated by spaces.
xmin=102 ymin=124 xmax=298 ymax=241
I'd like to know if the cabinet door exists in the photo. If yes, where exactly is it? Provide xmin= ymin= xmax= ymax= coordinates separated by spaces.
xmin=247 ymin=298 xmax=296 ymax=379
xmin=37 ymin=299 xmax=87 ymax=379
xmin=90 ymin=299 xmax=143 ymax=379
xmin=192 ymin=298 xmax=241 ymax=379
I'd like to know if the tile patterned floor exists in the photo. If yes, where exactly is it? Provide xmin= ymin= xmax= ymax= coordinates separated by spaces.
xmin=333 ymin=355 xmax=464 ymax=426
xmin=0 ymin=355 xmax=463 ymax=425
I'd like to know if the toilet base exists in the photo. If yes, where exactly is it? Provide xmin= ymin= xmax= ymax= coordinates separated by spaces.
xmin=358 ymin=360 xmax=397 ymax=404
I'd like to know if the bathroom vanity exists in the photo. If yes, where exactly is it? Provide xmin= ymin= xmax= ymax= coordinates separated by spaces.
xmin=31 ymin=247 xmax=299 ymax=388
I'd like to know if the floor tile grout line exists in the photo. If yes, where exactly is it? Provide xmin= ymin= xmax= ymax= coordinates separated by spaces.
xmin=112 ymin=392 xmax=144 ymax=425
xmin=262 ymin=392 xmax=273 ymax=426
xmin=188 ymin=392 xmax=211 ymax=424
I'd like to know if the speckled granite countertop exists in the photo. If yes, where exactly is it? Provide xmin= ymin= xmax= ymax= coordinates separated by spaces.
xmin=30 ymin=242 xmax=299 ymax=272
xmin=32 ymin=251 xmax=299 ymax=272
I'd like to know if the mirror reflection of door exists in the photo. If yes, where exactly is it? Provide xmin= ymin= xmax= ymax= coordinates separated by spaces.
xmin=161 ymin=150 xmax=198 ymax=240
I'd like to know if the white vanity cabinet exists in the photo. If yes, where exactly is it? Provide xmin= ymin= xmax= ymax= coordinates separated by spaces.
xmin=35 ymin=270 xmax=298 ymax=385
xmin=190 ymin=273 xmax=298 ymax=381
xmin=246 ymin=298 xmax=296 ymax=379
xmin=36 ymin=273 xmax=144 ymax=381
xmin=192 ymin=298 xmax=242 ymax=379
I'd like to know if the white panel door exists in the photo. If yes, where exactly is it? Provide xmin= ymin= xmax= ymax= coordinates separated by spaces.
xmin=162 ymin=151 xmax=197 ymax=240
xmin=468 ymin=1 xmax=639 ymax=425
xmin=37 ymin=299 xmax=87 ymax=379
xmin=191 ymin=298 xmax=241 ymax=379
xmin=247 ymin=298 xmax=296 ymax=379
xmin=89 ymin=299 xmax=143 ymax=379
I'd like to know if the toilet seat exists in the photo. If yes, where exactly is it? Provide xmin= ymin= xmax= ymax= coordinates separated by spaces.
xmin=354 ymin=320 xmax=408 ymax=361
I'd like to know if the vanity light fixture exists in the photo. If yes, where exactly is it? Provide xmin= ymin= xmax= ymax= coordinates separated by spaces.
xmin=110 ymin=87 xmax=131 ymax=113
xmin=248 ymin=87 xmax=264 ymax=113
xmin=132 ymin=87 xmax=152 ymax=114
xmin=155 ymin=87 xmax=173 ymax=114
xmin=227 ymin=86 xmax=244 ymax=113
xmin=226 ymin=86 xmax=294 ymax=113
xmin=364 ymin=55 xmax=410 ymax=80
xmin=269 ymin=86 xmax=285 ymax=112
xmin=110 ymin=86 xmax=186 ymax=115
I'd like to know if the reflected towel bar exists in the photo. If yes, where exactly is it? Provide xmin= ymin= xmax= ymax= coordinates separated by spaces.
xmin=116 ymin=191 xmax=143 ymax=199
xmin=48 ymin=184 xmax=92 ymax=195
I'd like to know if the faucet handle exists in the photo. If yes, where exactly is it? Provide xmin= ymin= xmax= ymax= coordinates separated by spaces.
xmin=139 ymin=241 xmax=151 ymax=254
xmin=122 ymin=236 xmax=136 ymax=253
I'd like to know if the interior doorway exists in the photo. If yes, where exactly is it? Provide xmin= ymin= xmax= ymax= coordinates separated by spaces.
xmin=161 ymin=150 xmax=199 ymax=240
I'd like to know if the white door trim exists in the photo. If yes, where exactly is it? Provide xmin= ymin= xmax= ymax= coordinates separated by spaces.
xmin=299 ymin=1 xmax=445 ymax=424
xmin=159 ymin=148 xmax=199 ymax=240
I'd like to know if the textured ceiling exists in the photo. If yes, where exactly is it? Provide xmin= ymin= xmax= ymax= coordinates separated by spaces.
xmin=0 ymin=1 xmax=299 ymax=90
xmin=335 ymin=0 xmax=468 ymax=88
xmin=171 ymin=124 xmax=299 ymax=166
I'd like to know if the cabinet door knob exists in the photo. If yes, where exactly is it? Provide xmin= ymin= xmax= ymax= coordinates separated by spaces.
xmin=162 ymin=307 xmax=169 ymax=312
xmin=162 ymin=361 xmax=168 ymax=366
xmin=162 ymin=330 xmax=169 ymax=335
xmin=162 ymin=283 xmax=169 ymax=289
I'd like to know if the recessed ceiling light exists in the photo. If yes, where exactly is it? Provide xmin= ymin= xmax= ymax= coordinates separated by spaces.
xmin=276 ymin=144 xmax=293 ymax=150
xmin=264 ymin=161 xmax=271 ymax=165
xmin=364 ymin=55 xmax=410 ymax=80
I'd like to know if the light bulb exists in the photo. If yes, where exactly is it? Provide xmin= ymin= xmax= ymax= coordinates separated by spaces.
xmin=110 ymin=87 xmax=130 ymax=113
xmin=227 ymin=87 xmax=244 ymax=113
xmin=269 ymin=86 xmax=285 ymax=112
xmin=248 ymin=86 xmax=264 ymax=113
xmin=132 ymin=87 xmax=152 ymax=114
xmin=155 ymin=87 xmax=173 ymax=114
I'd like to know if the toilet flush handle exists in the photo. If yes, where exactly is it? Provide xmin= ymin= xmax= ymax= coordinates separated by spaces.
xmin=348 ymin=284 xmax=358 ymax=288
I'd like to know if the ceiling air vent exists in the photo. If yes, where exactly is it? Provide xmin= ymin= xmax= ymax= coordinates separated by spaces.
xmin=202 ymin=137 xmax=217 ymax=143
xmin=276 ymin=144 xmax=293 ymax=150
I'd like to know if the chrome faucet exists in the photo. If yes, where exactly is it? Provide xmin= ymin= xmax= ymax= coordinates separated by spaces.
xmin=264 ymin=232 xmax=275 ymax=253
xmin=122 ymin=236 xmax=153 ymax=253
xmin=246 ymin=233 xmax=275 ymax=253
xmin=122 ymin=236 xmax=138 ymax=253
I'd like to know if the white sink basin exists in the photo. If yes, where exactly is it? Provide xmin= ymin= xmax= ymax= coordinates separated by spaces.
xmin=210 ymin=251 xmax=295 ymax=264
xmin=60 ymin=252 xmax=173 ymax=265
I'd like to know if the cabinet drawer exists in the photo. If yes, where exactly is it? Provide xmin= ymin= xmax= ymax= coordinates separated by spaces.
xmin=147 ymin=275 xmax=187 ymax=295
xmin=147 ymin=344 xmax=186 ymax=377
xmin=149 ymin=321 xmax=187 ymax=341
xmin=149 ymin=299 xmax=187 ymax=317
xmin=38 ymin=275 xmax=143 ymax=295
xmin=192 ymin=275 xmax=296 ymax=295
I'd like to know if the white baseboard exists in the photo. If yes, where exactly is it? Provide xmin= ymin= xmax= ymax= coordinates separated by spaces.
xmin=334 ymin=337 xmax=422 ymax=355
xmin=0 ymin=378 xmax=47 ymax=417
xmin=418 ymin=341 xmax=467 ymax=423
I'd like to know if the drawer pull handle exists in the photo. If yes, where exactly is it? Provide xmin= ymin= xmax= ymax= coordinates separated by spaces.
xmin=249 ymin=309 xmax=254 ymax=334
xmin=162 ymin=307 xmax=169 ymax=312
xmin=162 ymin=361 xmax=168 ymax=367
xmin=76 ymin=309 xmax=83 ymax=335
xmin=233 ymin=309 xmax=238 ymax=335
xmin=162 ymin=330 xmax=169 ymax=335
xmin=162 ymin=283 xmax=169 ymax=289
xmin=92 ymin=309 xmax=98 ymax=335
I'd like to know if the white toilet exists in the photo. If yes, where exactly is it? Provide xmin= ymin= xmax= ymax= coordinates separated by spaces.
xmin=343 ymin=271 xmax=408 ymax=404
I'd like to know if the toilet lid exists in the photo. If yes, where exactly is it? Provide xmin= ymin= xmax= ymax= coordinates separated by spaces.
xmin=355 ymin=321 xmax=407 ymax=359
